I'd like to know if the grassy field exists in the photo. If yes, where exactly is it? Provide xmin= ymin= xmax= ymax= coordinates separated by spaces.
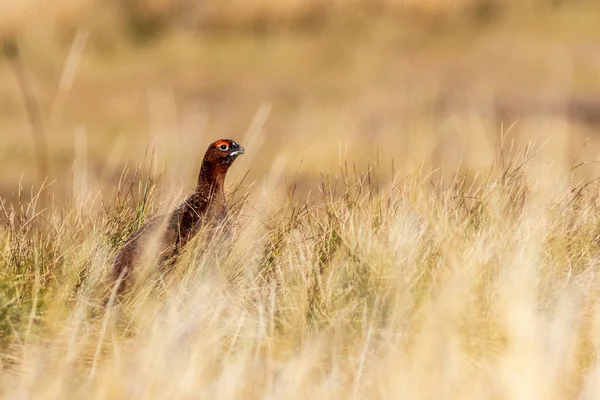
xmin=3 ymin=1 xmax=600 ymax=398
xmin=2 ymin=1 xmax=600 ymax=200
xmin=4 ymin=139 xmax=600 ymax=398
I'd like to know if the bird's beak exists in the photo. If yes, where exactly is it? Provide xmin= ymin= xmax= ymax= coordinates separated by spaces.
xmin=230 ymin=146 xmax=245 ymax=157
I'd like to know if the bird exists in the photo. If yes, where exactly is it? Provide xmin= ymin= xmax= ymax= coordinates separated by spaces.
xmin=110 ymin=139 xmax=245 ymax=296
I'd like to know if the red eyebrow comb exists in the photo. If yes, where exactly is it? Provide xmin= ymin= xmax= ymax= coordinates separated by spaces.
xmin=215 ymin=140 xmax=230 ymax=147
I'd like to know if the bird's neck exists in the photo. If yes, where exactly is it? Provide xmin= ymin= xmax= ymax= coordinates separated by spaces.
xmin=196 ymin=160 xmax=227 ymax=205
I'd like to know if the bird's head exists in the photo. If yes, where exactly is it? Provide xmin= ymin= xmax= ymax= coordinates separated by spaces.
xmin=204 ymin=139 xmax=245 ymax=166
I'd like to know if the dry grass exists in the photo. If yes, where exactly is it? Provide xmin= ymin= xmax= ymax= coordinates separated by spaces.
xmin=2 ymin=0 xmax=600 ymax=203
xmin=0 ymin=0 xmax=568 ymax=37
xmin=3 ymin=1 xmax=600 ymax=398
xmin=3 ymin=134 xmax=600 ymax=398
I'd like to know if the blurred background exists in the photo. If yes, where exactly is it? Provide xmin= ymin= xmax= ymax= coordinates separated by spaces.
xmin=1 ymin=0 xmax=600 ymax=204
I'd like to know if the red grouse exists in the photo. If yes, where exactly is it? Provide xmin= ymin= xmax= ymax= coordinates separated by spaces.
xmin=111 ymin=139 xmax=245 ymax=294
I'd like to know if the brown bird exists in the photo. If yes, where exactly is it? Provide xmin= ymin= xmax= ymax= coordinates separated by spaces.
xmin=111 ymin=139 xmax=245 ymax=295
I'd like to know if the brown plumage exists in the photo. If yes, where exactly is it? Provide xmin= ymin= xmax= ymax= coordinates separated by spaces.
xmin=111 ymin=139 xmax=245 ymax=295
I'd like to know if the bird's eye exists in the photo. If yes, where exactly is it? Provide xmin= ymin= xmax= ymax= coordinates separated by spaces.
xmin=219 ymin=144 xmax=228 ymax=151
